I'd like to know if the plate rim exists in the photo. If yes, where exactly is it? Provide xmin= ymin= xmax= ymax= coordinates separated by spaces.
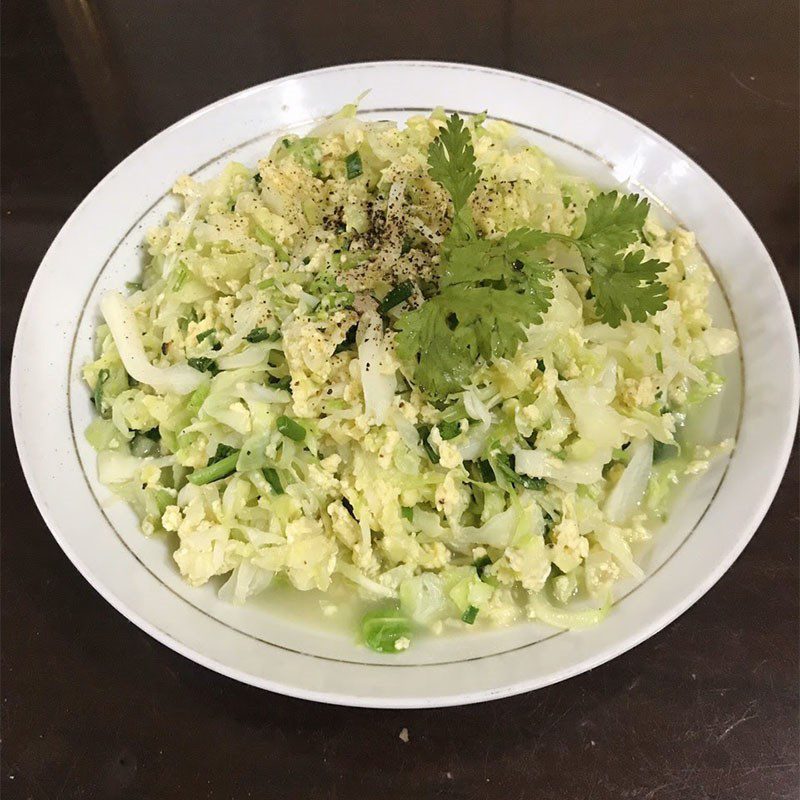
xmin=11 ymin=60 xmax=799 ymax=708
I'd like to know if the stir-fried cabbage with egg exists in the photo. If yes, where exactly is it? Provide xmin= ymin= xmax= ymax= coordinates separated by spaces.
xmin=83 ymin=107 xmax=738 ymax=651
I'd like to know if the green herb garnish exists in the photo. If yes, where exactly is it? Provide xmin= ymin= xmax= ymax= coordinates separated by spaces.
xmin=262 ymin=466 xmax=284 ymax=494
xmin=426 ymin=113 xmax=480 ymax=240
xmin=186 ymin=383 xmax=210 ymax=415
xmin=493 ymin=453 xmax=547 ymax=490
xmin=92 ymin=368 xmax=111 ymax=418
xmin=378 ymin=280 xmax=414 ymax=314
xmin=653 ymin=440 xmax=680 ymax=462
xmin=142 ymin=427 xmax=161 ymax=442
xmin=473 ymin=555 xmax=492 ymax=577
xmin=196 ymin=328 xmax=216 ymax=343
xmin=245 ymin=327 xmax=277 ymax=343
xmin=281 ymin=136 xmax=322 ymax=176
xmin=394 ymin=113 xmax=668 ymax=397
xmin=361 ymin=608 xmax=411 ymax=653
xmin=417 ymin=425 xmax=439 ymax=464
xmin=187 ymin=357 xmax=219 ymax=376
xmin=461 ymin=605 xmax=479 ymax=624
xmin=187 ymin=451 xmax=239 ymax=485
xmin=172 ymin=265 xmax=188 ymax=291
xmin=254 ymin=228 xmax=289 ymax=262
xmin=477 ymin=459 xmax=495 ymax=483
xmin=334 ymin=324 xmax=357 ymax=354
xmin=438 ymin=420 xmax=461 ymax=441
xmin=209 ymin=443 xmax=237 ymax=465
xmin=276 ymin=415 xmax=306 ymax=442
xmin=344 ymin=150 xmax=363 ymax=180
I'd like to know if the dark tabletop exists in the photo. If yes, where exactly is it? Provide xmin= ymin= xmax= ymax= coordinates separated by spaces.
xmin=2 ymin=2 xmax=798 ymax=799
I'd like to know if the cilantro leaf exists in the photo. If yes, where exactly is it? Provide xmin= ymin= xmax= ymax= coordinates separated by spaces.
xmin=428 ymin=114 xmax=481 ymax=239
xmin=591 ymin=250 xmax=669 ymax=327
xmin=578 ymin=191 xmax=649 ymax=255
xmin=396 ymin=116 xmax=670 ymax=395
xmin=281 ymin=135 xmax=322 ymax=176
xmin=395 ymin=283 xmax=550 ymax=397
xmin=446 ymin=285 xmax=548 ymax=361
xmin=395 ymin=293 xmax=474 ymax=397
xmin=569 ymin=191 xmax=668 ymax=326
xmin=442 ymin=228 xmax=551 ymax=287
xmin=398 ymin=118 xmax=559 ymax=396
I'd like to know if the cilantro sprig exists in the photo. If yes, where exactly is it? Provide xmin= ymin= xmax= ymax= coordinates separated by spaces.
xmin=394 ymin=113 xmax=668 ymax=397
xmin=427 ymin=114 xmax=481 ymax=240
xmin=567 ymin=192 xmax=668 ymax=326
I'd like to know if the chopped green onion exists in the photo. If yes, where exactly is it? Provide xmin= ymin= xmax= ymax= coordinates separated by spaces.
xmin=477 ymin=459 xmax=495 ymax=483
xmin=262 ymin=467 xmax=283 ymax=494
xmin=131 ymin=432 xmax=159 ymax=458
xmin=361 ymin=608 xmax=411 ymax=653
xmin=125 ymin=281 xmax=143 ymax=292
xmin=417 ymin=425 xmax=439 ymax=464
xmin=93 ymin=368 xmax=110 ymax=418
xmin=334 ymin=324 xmax=358 ymax=354
xmin=187 ymin=451 xmax=239 ymax=485
xmin=187 ymin=356 xmax=218 ymax=376
xmin=655 ymin=351 xmax=664 ymax=371
xmin=519 ymin=475 xmax=547 ymax=491
xmin=461 ymin=605 xmax=479 ymax=624
xmin=186 ymin=383 xmax=210 ymax=414
xmin=155 ymin=489 xmax=174 ymax=515
xmin=196 ymin=328 xmax=216 ymax=343
xmin=209 ymin=443 xmax=237 ymax=465
xmin=438 ymin=420 xmax=461 ymax=440
xmin=493 ymin=453 xmax=546 ymax=490
xmin=172 ymin=265 xmax=188 ymax=291
xmin=276 ymin=415 xmax=305 ymax=442
xmin=245 ymin=327 xmax=275 ymax=343
xmin=257 ymin=278 xmax=275 ymax=290
xmin=378 ymin=280 xmax=414 ymax=314
xmin=345 ymin=150 xmax=363 ymax=180
xmin=401 ymin=506 xmax=414 ymax=521
xmin=653 ymin=440 xmax=680 ymax=462
xmin=254 ymin=228 xmax=288 ymax=261
xmin=400 ymin=236 xmax=413 ymax=255
xmin=473 ymin=555 xmax=492 ymax=577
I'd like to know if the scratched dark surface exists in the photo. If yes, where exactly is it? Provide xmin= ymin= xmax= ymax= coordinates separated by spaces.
xmin=2 ymin=2 xmax=798 ymax=799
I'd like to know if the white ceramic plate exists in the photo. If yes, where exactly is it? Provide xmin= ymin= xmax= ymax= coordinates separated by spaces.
xmin=12 ymin=62 xmax=798 ymax=708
